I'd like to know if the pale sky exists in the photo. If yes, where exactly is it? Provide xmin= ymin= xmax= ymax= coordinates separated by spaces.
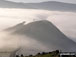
xmin=7 ymin=0 xmax=76 ymax=4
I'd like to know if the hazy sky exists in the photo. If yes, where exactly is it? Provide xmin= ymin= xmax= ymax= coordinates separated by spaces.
xmin=7 ymin=0 xmax=76 ymax=4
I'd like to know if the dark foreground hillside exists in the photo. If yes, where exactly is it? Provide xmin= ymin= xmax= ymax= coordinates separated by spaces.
xmin=16 ymin=50 xmax=76 ymax=57
xmin=16 ymin=50 xmax=59 ymax=57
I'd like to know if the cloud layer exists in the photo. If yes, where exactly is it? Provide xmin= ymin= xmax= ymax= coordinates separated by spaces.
xmin=0 ymin=8 xmax=76 ymax=41
xmin=0 ymin=8 xmax=76 ymax=55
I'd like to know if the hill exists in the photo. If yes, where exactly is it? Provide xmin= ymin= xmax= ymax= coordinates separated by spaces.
xmin=0 ymin=0 xmax=76 ymax=12
xmin=5 ymin=20 xmax=76 ymax=54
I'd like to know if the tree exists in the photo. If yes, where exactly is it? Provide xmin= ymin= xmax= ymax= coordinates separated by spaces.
xmin=56 ymin=50 xmax=59 ymax=54
xmin=16 ymin=55 xmax=19 ymax=57
xmin=37 ymin=53 xmax=41 ymax=55
xmin=29 ymin=55 xmax=33 ymax=57
xmin=21 ymin=54 xmax=24 ymax=57
xmin=42 ymin=52 xmax=46 ymax=55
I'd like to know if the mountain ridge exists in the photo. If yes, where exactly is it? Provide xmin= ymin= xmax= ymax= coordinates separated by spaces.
xmin=5 ymin=20 xmax=76 ymax=53
xmin=0 ymin=0 xmax=76 ymax=12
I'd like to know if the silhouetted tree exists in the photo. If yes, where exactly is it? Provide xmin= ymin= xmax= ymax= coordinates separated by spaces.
xmin=29 ymin=55 xmax=33 ymax=57
xmin=42 ymin=52 xmax=46 ymax=55
xmin=16 ymin=55 xmax=19 ymax=57
xmin=49 ymin=52 xmax=52 ymax=54
xmin=37 ymin=53 xmax=41 ymax=55
xmin=21 ymin=54 xmax=24 ymax=57
xmin=56 ymin=50 xmax=59 ymax=54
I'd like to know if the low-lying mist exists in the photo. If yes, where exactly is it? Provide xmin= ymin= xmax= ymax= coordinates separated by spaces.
xmin=0 ymin=8 xmax=76 ymax=54
xmin=0 ymin=31 xmax=50 ymax=55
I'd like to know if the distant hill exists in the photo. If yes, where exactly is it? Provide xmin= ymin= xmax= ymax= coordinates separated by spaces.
xmin=0 ymin=0 xmax=76 ymax=12
xmin=5 ymin=20 xmax=76 ymax=55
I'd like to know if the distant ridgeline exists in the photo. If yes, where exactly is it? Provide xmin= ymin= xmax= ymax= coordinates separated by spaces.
xmin=0 ymin=0 xmax=76 ymax=12
xmin=15 ymin=50 xmax=76 ymax=57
